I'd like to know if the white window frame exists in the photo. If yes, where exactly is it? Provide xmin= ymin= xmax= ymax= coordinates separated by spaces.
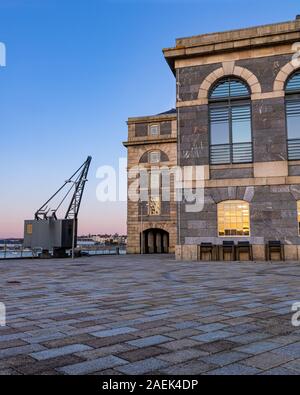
xmin=149 ymin=124 xmax=160 ymax=137
xmin=149 ymin=151 xmax=160 ymax=164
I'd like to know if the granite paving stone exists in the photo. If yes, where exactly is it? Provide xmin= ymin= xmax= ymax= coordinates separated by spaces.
xmin=91 ymin=327 xmax=137 ymax=338
xmin=242 ymin=351 xmax=293 ymax=370
xmin=200 ymin=351 xmax=249 ymax=367
xmin=58 ymin=356 xmax=127 ymax=375
xmin=236 ymin=341 xmax=282 ymax=355
xmin=115 ymin=357 xmax=168 ymax=375
xmin=191 ymin=330 xmax=233 ymax=343
xmin=127 ymin=335 xmax=171 ymax=348
xmin=118 ymin=346 xmax=169 ymax=363
xmin=30 ymin=344 xmax=92 ymax=361
xmin=157 ymin=349 xmax=206 ymax=363
xmin=207 ymin=363 xmax=262 ymax=375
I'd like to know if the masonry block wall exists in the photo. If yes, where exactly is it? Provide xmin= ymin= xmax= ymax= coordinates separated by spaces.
xmin=124 ymin=112 xmax=177 ymax=254
xmin=163 ymin=18 xmax=300 ymax=260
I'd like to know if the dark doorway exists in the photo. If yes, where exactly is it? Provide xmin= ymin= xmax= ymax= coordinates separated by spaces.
xmin=141 ymin=229 xmax=169 ymax=254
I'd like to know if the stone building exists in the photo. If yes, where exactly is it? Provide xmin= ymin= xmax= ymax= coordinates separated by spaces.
xmin=123 ymin=111 xmax=177 ymax=254
xmin=124 ymin=16 xmax=300 ymax=260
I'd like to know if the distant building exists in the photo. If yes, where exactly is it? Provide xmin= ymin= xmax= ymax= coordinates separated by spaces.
xmin=77 ymin=234 xmax=127 ymax=246
xmin=124 ymin=17 xmax=300 ymax=260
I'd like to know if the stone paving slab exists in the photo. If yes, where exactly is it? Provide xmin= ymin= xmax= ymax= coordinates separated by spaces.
xmin=0 ymin=254 xmax=300 ymax=375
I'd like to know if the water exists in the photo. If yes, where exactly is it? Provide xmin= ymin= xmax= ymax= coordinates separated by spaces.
xmin=0 ymin=251 xmax=34 ymax=259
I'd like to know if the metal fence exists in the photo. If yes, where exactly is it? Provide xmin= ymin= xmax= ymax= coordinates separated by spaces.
xmin=0 ymin=244 xmax=126 ymax=260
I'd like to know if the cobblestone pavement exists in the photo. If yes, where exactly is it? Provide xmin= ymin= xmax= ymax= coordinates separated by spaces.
xmin=0 ymin=254 xmax=300 ymax=375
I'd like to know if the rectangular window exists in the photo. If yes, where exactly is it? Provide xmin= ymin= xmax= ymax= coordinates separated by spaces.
xmin=287 ymin=100 xmax=300 ymax=140
xmin=149 ymin=151 xmax=160 ymax=164
xmin=287 ymin=100 xmax=300 ymax=160
xmin=26 ymin=224 xmax=33 ymax=235
xmin=218 ymin=201 xmax=250 ymax=237
xmin=148 ymin=197 xmax=161 ymax=216
xmin=210 ymin=104 xmax=252 ymax=165
xmin=231 ymin=105 xmax=252 ymax=143
xmin=210 ymin=107 xmax=230 ymax=145
xmin=149 ymin=124 xmax=159 ymax=136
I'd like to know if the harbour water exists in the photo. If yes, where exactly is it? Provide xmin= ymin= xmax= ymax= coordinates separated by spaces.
xmin=0 ymin=250 xmax=34 ymax=259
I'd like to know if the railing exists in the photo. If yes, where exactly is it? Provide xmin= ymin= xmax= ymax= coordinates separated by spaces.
xmin=288 ymin=139 xmax=300 ymax=160
xmin=0 ymin=245 xmax=127 ymax=260
xmin=210 ymin=142 xmax=253 ymax=165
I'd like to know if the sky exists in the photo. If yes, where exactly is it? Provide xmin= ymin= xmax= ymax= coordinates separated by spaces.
xmin=0 ymin=0 xmax=299 ymax=238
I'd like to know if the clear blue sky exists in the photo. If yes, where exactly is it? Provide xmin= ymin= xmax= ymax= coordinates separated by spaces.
xmin=0 ymin=0 xmax=299 ymax=238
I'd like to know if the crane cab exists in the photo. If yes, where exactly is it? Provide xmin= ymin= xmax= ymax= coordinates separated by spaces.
xmin=24 ymin=219 xmax=76 ymax=257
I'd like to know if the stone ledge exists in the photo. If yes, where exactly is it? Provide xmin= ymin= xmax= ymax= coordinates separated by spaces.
xmin=127 ymin=113 xmax=177 ymax=124
xmin=204 ymin=176 xmax=300 ymax=188
xmin=123 ymin=138 xmax=177 ymax=147
xmin=164 ymin=19 xmax=300 ymax=73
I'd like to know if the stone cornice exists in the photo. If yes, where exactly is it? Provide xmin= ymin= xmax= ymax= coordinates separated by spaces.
xmin=163 ymin=19 xmax=300 ymax=74
xmin=123 ymin=137 xmax=177 ymax=148
xmin=127 ymin=113 xmax=176 ymax=125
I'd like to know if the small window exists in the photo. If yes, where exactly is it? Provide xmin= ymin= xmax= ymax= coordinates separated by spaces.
xmin=149 ymin=124 xmax=159 ymax=136
xmin=26 ymin=224 xmax=33 ymax=235
xmin=218 ymin=200 xmax=250 ymax=237
xmin=149 ymin=151 xmax=160 ymax=164
xmin=149 ymin=197 xmax=161 ymax=216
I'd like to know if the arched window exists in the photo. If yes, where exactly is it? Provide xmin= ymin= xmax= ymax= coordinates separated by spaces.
xmin=209 ymin=78 xmax=252 ymax=165
xmin=218 ymin=200 xmax=250 ymax=237
xmin=286 ymin=71 xmax=300 ymax=160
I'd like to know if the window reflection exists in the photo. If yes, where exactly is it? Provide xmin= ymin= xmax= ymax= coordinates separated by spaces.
xmin=218 ymin=201 xmax=250 ymax=237
xmin=209 ymin=78 xmax=252 ymax=164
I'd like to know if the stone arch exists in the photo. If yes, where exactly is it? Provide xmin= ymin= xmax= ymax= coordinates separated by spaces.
xmin=141 ymin=228 xmax=169 ymax=254
xmin=139 ymin=150 xmax=169 ymax=164
xmin=198 ymin=62 xmax=262 ymax=102
xmin=210 ymin=186 xmax=255 ymax=204
xmin=274 ymin=60 xmax=300 ymax=92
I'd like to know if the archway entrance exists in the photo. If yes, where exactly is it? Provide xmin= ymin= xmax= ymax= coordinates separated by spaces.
xmin=141 ymin=229 xmax=169 ymax=254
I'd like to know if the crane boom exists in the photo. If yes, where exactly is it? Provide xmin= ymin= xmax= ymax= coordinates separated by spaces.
xmin=65 ymin=156 xmax=92 ymax=219
xmin=34 ymin=156 xmax=92 ymax=220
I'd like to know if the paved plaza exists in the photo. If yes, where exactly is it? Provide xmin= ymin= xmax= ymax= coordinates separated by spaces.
xmin=0 ymin=254 xmax=300 ymax=375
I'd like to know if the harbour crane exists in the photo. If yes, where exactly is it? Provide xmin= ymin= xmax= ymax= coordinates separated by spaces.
xmin=24 ymin=156 xmax=92 ymax=258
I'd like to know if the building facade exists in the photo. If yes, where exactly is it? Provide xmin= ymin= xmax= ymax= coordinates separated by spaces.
xmin=124 ymin=17 xmax=300 ymax=260
xmin=124 ymin=111 xmax=177 ymax=254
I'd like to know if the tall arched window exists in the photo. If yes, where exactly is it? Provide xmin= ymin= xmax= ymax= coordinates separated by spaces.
xmin=286 ymin=71 xmax=300 ymax=160
xmin=218 ymin=200 xmax=250 ymax=237
xmin=209 ymin=78 xmax=253 ymax=165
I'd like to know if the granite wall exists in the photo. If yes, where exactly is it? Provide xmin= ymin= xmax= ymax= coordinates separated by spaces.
xmin=178 ymin=185 xmax=300 ymax=246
